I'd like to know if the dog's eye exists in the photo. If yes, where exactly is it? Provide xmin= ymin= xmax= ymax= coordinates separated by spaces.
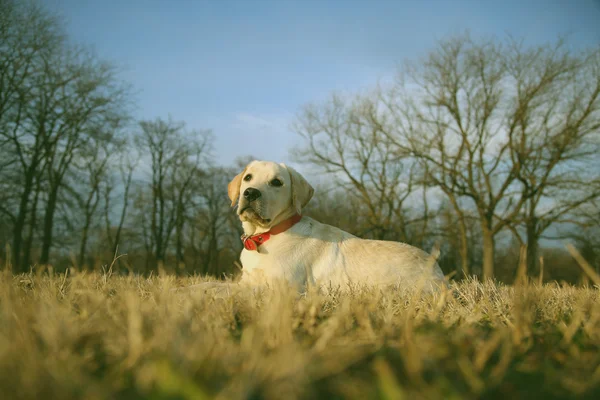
xmin=270 ymin=178 xmax=283 ymax=187
xmin=243 ymin=174 xmax=252 ymax=182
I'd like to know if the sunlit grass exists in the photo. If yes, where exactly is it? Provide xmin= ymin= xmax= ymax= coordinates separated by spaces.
xmin=1 ymin=266 xmax=599 ymax=399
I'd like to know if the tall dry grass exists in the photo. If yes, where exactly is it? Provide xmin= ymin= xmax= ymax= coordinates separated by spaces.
xmin=1 ymin=264 xmax=599 ymax=399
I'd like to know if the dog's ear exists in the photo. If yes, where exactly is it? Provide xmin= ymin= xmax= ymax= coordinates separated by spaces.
xmin=228 ymin=166 xmax=248 ymax=207
xmin=283 ymin=164 xmax=314 ymax=214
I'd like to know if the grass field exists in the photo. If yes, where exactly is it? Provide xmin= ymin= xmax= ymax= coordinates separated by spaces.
xmin=1 ymin=266 xmax=600 ymax=400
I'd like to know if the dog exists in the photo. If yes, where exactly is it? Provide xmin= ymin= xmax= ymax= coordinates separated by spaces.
xmin=222 ymin=160 xmax=446 ymax=292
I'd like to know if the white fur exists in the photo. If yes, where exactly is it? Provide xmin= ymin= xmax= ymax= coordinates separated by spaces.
xmin=232 ymin=161 xmax=446 ymax=292
xmin=239 ymin=216 xmax=445 ymax=291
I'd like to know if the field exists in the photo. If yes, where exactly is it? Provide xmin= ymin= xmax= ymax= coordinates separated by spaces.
xmin=1 ymin=266 xmax=600 ymax=400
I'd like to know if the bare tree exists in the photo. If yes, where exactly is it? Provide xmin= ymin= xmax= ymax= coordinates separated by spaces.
xmin=0 ymin=0 xmax=65 ymax=271
xmin=0 ymin=0 xmax=132 ymax=270
xmin=370 ymin=35 xmax=600 ymax=279
xmin=35 ymin=49 xmax=130 ymax=265
xmin=103 ymin=148 xmax=138 ymax=258
xmin=293 ymin=94 xmax=429 ymax=243
xmin=503 ymin=42 xmax=600 ymax=274
xmin=388 ymin=36 xmax=527 ymax=279
xmin=134 ymin=117 xmax=211 ymax=269
xmin=63 ymin=141 xmax=116 ymax=268
xmin=173 ymin=139 xmax=211 ymax=268
xmin=191 ymin=167 xmax=239 ymax=276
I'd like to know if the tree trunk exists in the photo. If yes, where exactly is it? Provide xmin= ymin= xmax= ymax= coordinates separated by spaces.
xmin=154 ymin=203 xmax=164 ymax=268
xmin=458 ymin=224 xmax=469 ymax=277
xmin=481 ymin=222 xmax=495 ymax=280
xmin=526 ymin=217 xmax=540 ymax=278
xmin=12 ymin=171 xmax=35 ymax=272
xmin=190 ymin=224 xmax=197 ymax=271
xmin=79 ymin=187 xmax=100 ymax=268
xmin=175 ymin=203 xmax=184 ymax=268
xmin=448 ymin=195 xmax=469 ymax=278
xmin=155 ymin=241 xmax=164 ymax=264
xmin=111 ymin=172 xmax=132 ymax=256
xmin=205 ymin=219 xmax=218 ymax=276
xmin=78 ymin=222 xmax=90 ymax=269
xmin=39 ymin=185 xmax=59 ymax=265
xmin=22 ymin=176 xmax=42 ymax=271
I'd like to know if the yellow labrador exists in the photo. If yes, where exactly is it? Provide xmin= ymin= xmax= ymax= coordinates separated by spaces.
xmin=177 ymin=160 xmax=445 ymax=294
xmin=224 ymin=160 xmax=446 ymax=291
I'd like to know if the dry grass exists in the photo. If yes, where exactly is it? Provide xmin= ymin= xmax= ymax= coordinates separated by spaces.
xmin=1 ymin=267 xmax=600 ymax=400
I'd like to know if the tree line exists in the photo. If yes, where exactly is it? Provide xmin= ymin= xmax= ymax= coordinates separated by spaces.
xmin=1 ymin=1 xmax=599 ymax=282
xmin=293 ymin=35 xmax=600 ymax=281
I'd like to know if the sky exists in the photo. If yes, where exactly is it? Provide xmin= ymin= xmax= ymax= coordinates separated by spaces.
xmin=42 ymin=0 xmax=600 ymax=168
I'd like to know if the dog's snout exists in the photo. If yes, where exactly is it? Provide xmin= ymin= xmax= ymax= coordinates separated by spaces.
xmin=243 ymin=187 xmax=261 ymax=202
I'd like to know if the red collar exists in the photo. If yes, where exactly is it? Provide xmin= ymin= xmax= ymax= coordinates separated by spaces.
xmin=241 ymin=214 xmax=303 ymax=251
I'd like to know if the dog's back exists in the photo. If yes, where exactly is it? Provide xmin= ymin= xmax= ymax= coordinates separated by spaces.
xmin=240 ymin=216 xmax=446 ymax=291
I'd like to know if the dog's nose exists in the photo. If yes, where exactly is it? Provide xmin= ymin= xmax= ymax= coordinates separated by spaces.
xmin=243 ymin=187 xmax=261 ymax=202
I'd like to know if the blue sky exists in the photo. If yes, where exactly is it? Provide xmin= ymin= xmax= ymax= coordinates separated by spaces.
xmin=43 ymin=0 xmax=600 ymax=167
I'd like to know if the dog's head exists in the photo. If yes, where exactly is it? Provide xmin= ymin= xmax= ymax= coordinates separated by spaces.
xmin=228 ymin=160 xmax=314 ymax=231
